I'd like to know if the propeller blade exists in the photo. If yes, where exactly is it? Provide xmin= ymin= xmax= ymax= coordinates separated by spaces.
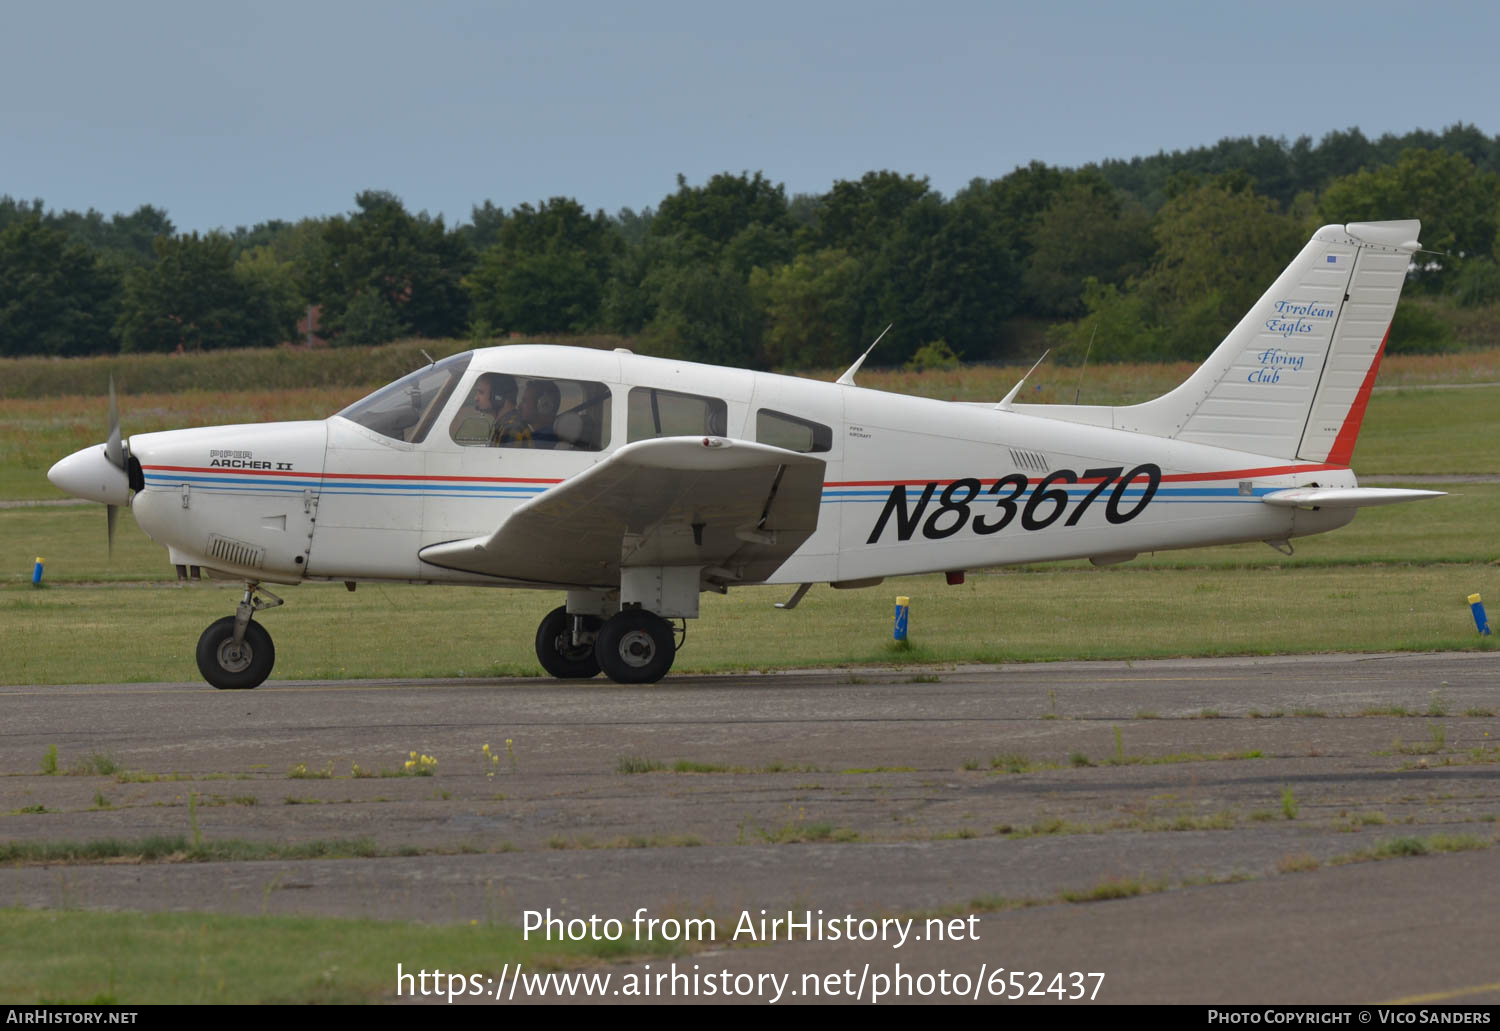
xmin=106 ymin=375 xmax=124 ymax=471
xmin=106 ymin=376 xmax=123 ymax=560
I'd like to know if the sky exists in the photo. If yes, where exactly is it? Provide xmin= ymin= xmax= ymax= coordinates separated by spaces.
xmin=4 ymin=0 xmax=1498 ymax=233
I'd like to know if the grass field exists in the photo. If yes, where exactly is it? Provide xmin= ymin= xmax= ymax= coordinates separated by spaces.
xmin=0 ymin=908 xmax=666 ymax=1004
xmin=4 ymin=350 xmax=1500 ymax=497
xmin=2 ymin=562 xmax=1494 ymax=684
xmin=2 ymin=347 xmax=1496 ymax=683
xmin=2 ymin=487 xmax=1494 ymax=683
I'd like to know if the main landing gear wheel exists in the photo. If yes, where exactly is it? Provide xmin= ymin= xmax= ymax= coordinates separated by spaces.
xmin=535 ymin=606 xmax=602 ymax=679
xmin=195 ymin=615 xmax=275 ymax=690
xmin=594 ymin=609 xmax=676 ymax=684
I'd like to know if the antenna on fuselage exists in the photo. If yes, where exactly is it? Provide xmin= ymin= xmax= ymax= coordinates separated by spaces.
xmin=1073 ymin=324 xmax=1097 ymax=405
xmin=419 ymin=348 xmax=437 ymax=366
xmin=835 ymin=324 xmax=892 ymax=386
xmin=995 ymin=349 xmax=1050 ymax=411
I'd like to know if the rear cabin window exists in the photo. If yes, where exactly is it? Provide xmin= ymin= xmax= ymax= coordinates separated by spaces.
xmin=756 ymin=409 xmax=832 ymax=453
xmin=627 ymin=387 xmax=728 ymax=442
xmin=449 ymin=374 xmax=612 ymax=451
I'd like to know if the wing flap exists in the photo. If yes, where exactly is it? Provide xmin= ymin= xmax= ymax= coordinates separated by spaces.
xmin=419 ymin=436 xmax=825 ymax=585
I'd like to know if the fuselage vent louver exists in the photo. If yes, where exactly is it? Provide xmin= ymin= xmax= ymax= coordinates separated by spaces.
xmin=208 ymin=534 xmax=265 ymax=570
xmin=1008 ymin=449 xmax=1048 ymax=474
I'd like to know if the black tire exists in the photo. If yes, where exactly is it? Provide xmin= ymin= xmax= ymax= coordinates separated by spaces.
xmin=594 ymin=609 xmax=675 ymax=684
xmin=535 ymin=606 xmax=602 ymax=679
xmin=195 ymin=616 xmax=274 ymax=690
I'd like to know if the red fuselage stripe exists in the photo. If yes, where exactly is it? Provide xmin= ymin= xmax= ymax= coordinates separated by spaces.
xmin=824 ymin=462 xmax=1343 ymax=488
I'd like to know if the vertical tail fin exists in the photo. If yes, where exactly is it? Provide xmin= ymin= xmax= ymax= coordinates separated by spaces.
xmin=1114 ymin=221 xmax=1420 ymax=463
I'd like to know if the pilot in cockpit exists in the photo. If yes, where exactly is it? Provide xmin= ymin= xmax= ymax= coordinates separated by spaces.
xmin=470 ymin=372 xmax=531 ymax=446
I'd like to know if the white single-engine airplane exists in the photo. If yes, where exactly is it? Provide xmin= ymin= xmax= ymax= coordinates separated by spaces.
xmin=49 ymin=220 xmax=1442 ymax=689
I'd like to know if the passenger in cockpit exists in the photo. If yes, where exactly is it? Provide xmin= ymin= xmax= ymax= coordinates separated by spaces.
xmin=520 ymin=379 xmax=561 ymax=448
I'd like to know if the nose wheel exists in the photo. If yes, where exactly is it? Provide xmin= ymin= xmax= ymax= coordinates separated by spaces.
xmin=594 ymin=609 xmax=676 ymax=684
xmin=195 ymin=582 xmax=281 ymax=690
xmin=196 ymin=617 xmax=275 ymax=689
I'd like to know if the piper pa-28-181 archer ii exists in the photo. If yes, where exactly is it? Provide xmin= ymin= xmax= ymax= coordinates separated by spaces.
xmin=49 ymin=219 xmax=1443 ymax=689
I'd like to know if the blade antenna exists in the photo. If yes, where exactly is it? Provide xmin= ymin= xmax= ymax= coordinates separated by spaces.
xmin=1073 ymin=323 xmax=1097 ymax=405
xmin=995 ymin=349 xmax=1050 ymax=411
xmin=836 ymin=324 xmax=892 ymax=386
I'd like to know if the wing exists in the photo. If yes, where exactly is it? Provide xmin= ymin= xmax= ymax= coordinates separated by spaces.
xmin=418 ymin=436 xmax=826 ymax=587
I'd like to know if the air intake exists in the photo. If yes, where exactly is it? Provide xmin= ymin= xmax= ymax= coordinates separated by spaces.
xmin=1008 ymin=449 xmax=1048 ymax=473
xmin=207 ymin=535 xmax=265 ymax=570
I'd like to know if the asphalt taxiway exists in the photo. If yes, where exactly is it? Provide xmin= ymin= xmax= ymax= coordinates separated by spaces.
xmin=1 ymin=652 xmax=1496 ymax=1003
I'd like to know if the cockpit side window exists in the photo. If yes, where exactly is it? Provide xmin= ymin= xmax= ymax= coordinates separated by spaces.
xmin=755 ymin=409 xmax=832 ymax=453
xmin=450 ymin=374 xmax=613 ymax=452
xmin=336 ymin=352 xmax=473 ymax=443
xmin=627 ymin=387 xmax=728 ymax=442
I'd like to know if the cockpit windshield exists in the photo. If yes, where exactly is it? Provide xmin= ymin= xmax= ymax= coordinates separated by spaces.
xmin=335 ymin=352 xmax=473 ymax=443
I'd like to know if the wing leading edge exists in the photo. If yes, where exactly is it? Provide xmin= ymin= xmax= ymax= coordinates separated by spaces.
xmin=418 ymin=436 xmax=826 ymax=587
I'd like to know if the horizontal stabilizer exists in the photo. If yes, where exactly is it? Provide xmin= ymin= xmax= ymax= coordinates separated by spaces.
xmin=1261 ymin=487 xmax=1445 ymax=509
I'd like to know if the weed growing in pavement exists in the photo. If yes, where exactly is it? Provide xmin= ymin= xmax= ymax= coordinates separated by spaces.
xmin=402 ymin=752 xmax=437 ymax=776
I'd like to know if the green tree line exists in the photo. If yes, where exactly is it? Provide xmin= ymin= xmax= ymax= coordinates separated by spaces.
xmin=3 ymin=123 xmax=1499 ymax=367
